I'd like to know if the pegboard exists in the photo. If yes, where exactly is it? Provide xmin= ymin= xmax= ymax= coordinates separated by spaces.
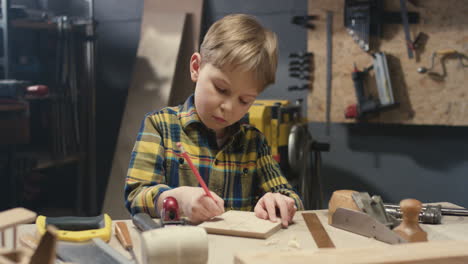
xmin=307 ymin=0 xmax=468 ymax=126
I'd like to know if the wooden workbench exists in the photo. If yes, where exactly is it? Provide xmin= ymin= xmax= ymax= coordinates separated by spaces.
xmin=9 ymin=203 xmax=468 ymax=263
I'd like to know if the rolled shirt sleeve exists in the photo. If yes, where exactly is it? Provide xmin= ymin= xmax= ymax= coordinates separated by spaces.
xmin=256 ymin=133 xmax=304 ymax=210
xmin=124 ymin=114 xmax=172 ymax=217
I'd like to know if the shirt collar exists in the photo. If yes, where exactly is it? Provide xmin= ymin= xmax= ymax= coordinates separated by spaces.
xmin=179 ymin=94 xmax=245 ymax=137
xmin=179 ymin=94 xmax=202 ymax=129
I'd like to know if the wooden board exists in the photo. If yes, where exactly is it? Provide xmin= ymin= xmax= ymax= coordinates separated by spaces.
xmin=102 ymin=0 xmax=203 ymax=220
xmin=235 ymin=240 xmax=468 ymax=264
xmin=307 ymin=0 xmax=468 ymax=126
xmin=0 ymin=208 xmax=36 ymax=231
xmin=198 ymin=211 xmax=282 ymax=239
xmin=144 ymin=0 xmax=203 ymax=51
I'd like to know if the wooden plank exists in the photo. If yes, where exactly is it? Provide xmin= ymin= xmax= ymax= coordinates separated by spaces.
xmin=102 ymin=0 xmax=203 ymax=220
xmin=102 ymin=13 xmax=187 ymax=220
xmin=144 ymin=0 xmax=203 ymax=51
xmin=235 ymin=240 xmax=468 ymax=264
xmin=0 ymin=208 xmax=36 ymax=231
xmin=307 ymin=0 xmax=468 ymax=126
xmin=198 ymin=211 xmax=282 ymax=239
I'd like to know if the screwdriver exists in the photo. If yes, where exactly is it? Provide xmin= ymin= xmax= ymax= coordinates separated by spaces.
xmin=115 ymin=221 xmax=138 ymax=263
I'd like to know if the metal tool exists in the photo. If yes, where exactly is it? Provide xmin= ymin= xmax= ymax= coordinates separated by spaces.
xmin=291 ymin=15 xmax=318 ymax=29
xmin=288 ymin=83 xmax=309 ymax=91
xmin=344 ymin=0 xmax=419 ymax=52
xmin=325 ymin=11 xmax=333 ymax=136
xmin=399 ymin=0 xmax=413 ymax=59
xmin=115 ymin=222 xmax=138 ymax=263
xmin=344 ymin=0 xmax=371 ymax=51
xmin=57 ymin=238 xmax=133 ymax=264
xmin=160 ymin=196 xmax=185 ymax=226
xmin=345 ymin=52 xmax=398 ymax=119
xmin=302 ymin=213 xmax=335 ymax=248
xmin=132 ymin=213 xmax=162 ymax=231
xmin=331 ymin=207 xmax=407 ymax=244
xmin=417 ymin=49 xmax=467 ymax=81
xmin=288 ymin=124 xmax=329 ymax=209
xmin=385 ymin=204 xmax=441 ymax=225
xmin=385 ymin=203 xmax=468 ymax=220
xmin=352 ymin=192 xmax=397 ymax=228
xmin=132 ymin=197 xmax=185 ymax=231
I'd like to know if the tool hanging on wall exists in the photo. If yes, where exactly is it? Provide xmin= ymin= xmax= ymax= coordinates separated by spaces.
xmin=291 ymin=15 xmax=318 ymax=29
xmin=344 ymin=0 xmax=419 ymax=52
xmin=417 ymin=49 xmax=468 ymax=81
xmin=288 ymin=52 xmax=312 ymax=91
xmin=399 ymin=0 xmax=413 ymax=59
xmin=345 ymin=52 xmax=398 ymax=119
xmin=325 ymin=11 xmax=333 ymax=136
xmin=54 ymin=16 xmax=81 ymax=158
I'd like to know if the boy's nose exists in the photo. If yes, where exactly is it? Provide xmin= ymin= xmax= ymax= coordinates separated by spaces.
xmin=220 ymin=100 xmax=233 ymax=112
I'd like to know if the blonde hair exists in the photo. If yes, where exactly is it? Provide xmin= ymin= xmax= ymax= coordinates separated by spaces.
xmin=200 ymin=14 xmax=278 ymax=90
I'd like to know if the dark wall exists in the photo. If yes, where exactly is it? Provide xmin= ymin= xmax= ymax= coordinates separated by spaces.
xmin=93 ymin=0 xmax=468 ymax=211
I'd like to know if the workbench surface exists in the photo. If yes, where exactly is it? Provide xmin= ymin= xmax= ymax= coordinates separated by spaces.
xmin=11 ymin=203 xmax=468 ymax=264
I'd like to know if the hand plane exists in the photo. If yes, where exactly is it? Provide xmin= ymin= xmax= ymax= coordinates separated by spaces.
xmin=329 ymin=190 xmax=406 ymax=244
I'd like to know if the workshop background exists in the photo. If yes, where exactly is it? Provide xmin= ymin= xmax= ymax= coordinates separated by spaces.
xmin=0 ymin=0 xmax=467 ymax=216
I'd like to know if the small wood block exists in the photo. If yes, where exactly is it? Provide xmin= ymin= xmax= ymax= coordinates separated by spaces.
xmin=198 ymin=211 xmax=281 ymax=239
xmin=327 ymin=190 xmax=361 ymax=224
xmin=0 ymin=208 xmax=37 ymax=231
xmin=302 ymin=213 xmax=335 ymax=248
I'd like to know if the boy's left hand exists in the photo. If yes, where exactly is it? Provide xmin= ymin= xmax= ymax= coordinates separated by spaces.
xmin=254 ymin=192 xmax=297 ymax=227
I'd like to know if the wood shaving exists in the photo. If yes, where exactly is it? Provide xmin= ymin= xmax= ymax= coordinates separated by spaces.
xmin=287 ymin=236 xmax=301 ymax=249
xmin=265 ymin=238 xmax=280 ymax=246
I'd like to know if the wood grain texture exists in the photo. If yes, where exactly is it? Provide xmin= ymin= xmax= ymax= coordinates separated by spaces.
xmin=235 ymin=240 xmax=468 ymax=264
xmin=198 ymin=211 xmax=282 ymax=239
xmin=307 ymin=0 xmax=468 ymax=126
xmin=0 ymin=208 xmax=36 ymax=231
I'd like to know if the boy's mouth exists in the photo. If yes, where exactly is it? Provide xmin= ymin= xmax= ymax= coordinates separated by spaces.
xmin=213 ymin=116 xmax=227 ymax=123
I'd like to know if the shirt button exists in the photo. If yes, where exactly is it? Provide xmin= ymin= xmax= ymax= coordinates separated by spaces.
xmin=214 ymin=159 xmax=219 ymax=165
xmin=243 ymin=168 xmax=248 ymax=174
xmin=178 ymin=157 xmax=185 ymax=164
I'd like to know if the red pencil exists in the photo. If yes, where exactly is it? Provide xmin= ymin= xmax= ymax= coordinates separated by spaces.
xmin=177 ymin=142 xmax=215 ymax=201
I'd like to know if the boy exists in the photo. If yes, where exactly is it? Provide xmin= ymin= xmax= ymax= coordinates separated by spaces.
xmin=125 ymin=14 xmax=303 ymax=227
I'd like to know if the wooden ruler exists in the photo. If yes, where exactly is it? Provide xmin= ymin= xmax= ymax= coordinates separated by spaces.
xmin=302 ymin=212 xmax=335 ymax=248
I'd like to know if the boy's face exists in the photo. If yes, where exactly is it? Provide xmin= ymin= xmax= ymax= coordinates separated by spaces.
xmin=190 ymin=53 xmax=262 ymax=136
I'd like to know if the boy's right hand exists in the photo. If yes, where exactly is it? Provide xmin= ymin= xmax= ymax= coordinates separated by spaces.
xmin=158 ymin=186 xmax=225 ymax=223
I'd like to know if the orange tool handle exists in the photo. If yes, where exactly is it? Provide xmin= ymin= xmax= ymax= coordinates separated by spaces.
xmin=115 ymin=221 xmax=133 ymax=250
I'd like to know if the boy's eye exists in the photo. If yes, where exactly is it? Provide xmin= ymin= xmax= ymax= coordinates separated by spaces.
xmin=240 ymin=99 xmax=251 ymax=105
xmin=215 ymin=86 xmax=226 ymax=94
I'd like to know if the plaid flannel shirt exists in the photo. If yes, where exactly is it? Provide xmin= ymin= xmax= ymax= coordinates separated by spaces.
xmin=124 ymin=95 xmax=303 ymax=216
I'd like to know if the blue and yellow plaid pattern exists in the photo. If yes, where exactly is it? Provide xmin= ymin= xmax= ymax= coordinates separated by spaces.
xmin=125 ymin=95 xmax=303 ymax=216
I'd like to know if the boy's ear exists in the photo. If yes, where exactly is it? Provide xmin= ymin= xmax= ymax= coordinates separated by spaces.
xmin=190 ymin=52 xmax=201 ymax=82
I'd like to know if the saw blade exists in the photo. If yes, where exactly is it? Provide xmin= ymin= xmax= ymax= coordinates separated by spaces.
xmin=331 ymin=207 xmax=407 ymax=244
